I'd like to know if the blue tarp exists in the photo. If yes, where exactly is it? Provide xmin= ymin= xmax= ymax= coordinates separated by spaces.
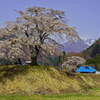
xmin=76 ymin=66 xmax=97 ymax=73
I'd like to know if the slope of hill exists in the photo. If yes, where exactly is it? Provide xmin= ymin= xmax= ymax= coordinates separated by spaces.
xmin=83 ymin=38 xmax=100 ymax=59
xmin=61 ymin=40 xmax=89 ymax=53
xmin=0 ymin=65 xmax=100 ymax=95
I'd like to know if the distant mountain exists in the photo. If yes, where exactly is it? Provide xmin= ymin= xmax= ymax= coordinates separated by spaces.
xmin=61 ymin=40 xmax=89 ymax=53
xmin=82 ymin=39 xmax=96 ymax=46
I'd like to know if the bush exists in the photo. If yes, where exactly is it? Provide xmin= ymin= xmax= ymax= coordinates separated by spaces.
xmin=13 ymin=59 xmax=18 ymax=65
xmin=0 ymin=58 xmax=12 ymax=65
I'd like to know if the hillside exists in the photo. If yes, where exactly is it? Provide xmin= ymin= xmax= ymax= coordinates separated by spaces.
xmin=0 ymin=65 xmax=100 ymax=95
xmin=83 ymin=38 xmax=100 ymax=59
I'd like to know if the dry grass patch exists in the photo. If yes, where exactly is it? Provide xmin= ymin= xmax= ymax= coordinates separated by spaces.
xmin=0 ymin=65 xmax=100 ymax=95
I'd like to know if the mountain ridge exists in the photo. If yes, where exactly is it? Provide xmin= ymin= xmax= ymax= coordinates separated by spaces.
xmin=61 ymin=39 xmax=96 ymax=54
xmin=61 ymin=39 xmax=88 ymax=53
xmin=83 ymin=39 xmax=96 ymax=46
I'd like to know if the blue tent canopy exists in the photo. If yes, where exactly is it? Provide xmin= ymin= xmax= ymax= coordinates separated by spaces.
xmin=76 ymin=66 xmax=97 ymax=73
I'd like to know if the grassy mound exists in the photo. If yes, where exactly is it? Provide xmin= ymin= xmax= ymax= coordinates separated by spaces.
xmin=0 ymin=65 xmax=100 ymax=95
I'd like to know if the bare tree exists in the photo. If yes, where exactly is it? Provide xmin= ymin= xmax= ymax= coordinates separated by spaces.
xmin=0 ymin=7 xmax=80 ymax=65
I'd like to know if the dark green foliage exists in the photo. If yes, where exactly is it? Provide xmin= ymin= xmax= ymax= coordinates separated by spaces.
xmin=86 ymin=59 xmax=94 ymax=64
xmin=62 ymin=51 xmax=66 ymax=62
xmin=13 ymin=59 xmax=18 ymax=65
xmin=58 ymin=56 xmax=62 ymax=64
xmin=85 ymin=55 xmax=100 ymax=71
xmin=86 ymin=55 xmax=100 ymax=65
xmin=91 ymin=43 xmax=100 ymax=57
xmin=0 ymin=58 xmax=12 ymax=65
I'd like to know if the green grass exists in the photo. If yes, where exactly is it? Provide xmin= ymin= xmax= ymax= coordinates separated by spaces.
xmin=83 ymin=74 xmax=88 ymax=77
xmin=0 ymin=93 xmax=100 ymax=100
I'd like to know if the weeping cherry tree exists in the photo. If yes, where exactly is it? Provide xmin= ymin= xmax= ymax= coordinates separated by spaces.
xmin=0 ymin=7 xmax=80 ymax=65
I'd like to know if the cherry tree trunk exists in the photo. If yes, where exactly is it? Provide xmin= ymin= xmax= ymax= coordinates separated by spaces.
xmin=31 ymin=56 xmax=38 ymax=65
xmin=30 ymin=45 xmax=39 ymax=66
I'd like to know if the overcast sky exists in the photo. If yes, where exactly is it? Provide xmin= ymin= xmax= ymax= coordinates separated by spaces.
xmin=0 ymin=0 xmax=100 ymax=41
